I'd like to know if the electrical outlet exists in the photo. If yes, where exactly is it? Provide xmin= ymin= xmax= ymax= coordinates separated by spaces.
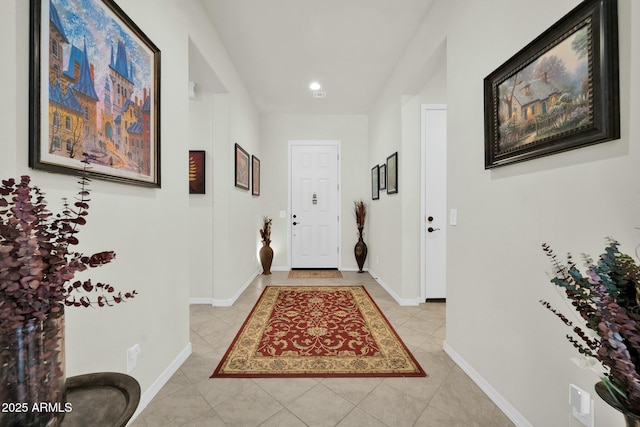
xmin=570 ymin=384 xmax=594 ymax=427
xmin=126 ymin=344 xmax=141 ymax=373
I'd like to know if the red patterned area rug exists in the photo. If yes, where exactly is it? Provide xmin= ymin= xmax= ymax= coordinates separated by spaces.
xmin=211 ymin=286 xmax=426 ymax=378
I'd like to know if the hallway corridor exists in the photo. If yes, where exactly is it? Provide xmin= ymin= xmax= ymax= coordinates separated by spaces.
xmin=130 ymin=272 xmax=514 ymax=426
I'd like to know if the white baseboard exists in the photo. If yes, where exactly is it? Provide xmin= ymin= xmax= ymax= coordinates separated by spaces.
xmin=368 ymin=269 xmax=421 ymax=306
xmin=127 ymin=342 xmax=192 ymax=426
xmin=211 ymin=268 xmax=259 ymax=307
xmin=443 ymin=342 xmax=532 ymax=427
xmin=189 ymin=297 xmax=213 ymax=305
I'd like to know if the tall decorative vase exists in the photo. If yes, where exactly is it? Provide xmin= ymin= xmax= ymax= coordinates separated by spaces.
xmin=260 ymin=241 xmax=274 ymax=275
xmin=595 ymin=381 xmax=640 ymax=427
xmin=354 ymin=227 xmax=368 ymax=273
xmin=0 ymin=308 xmax=66 ymax=427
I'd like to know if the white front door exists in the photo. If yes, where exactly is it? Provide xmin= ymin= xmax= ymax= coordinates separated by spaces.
xmin=290 ymin=142 xmax=340 ymax=269
xmin=421 ymin=105 xmax=447 ymax=300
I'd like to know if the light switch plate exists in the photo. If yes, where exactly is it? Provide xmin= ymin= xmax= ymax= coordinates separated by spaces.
xmin=449 ymin=208 xmax=457 ymax=226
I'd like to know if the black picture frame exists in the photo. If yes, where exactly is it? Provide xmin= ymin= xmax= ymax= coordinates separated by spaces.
xmin=386 ymin=152 xmax=398 ymax=194
xmin=484 ymin=0 xmax=619 ymax=169
xmin=29 ymin=0 xmax=161 ymax=187
xmin=371 ymin=165 xmax=379 ymax=200
xmin=189 ymin=150 xmax=205 ymax=194
xmin=252 ymin=155 xmax=260 ymax=196
xmin=379 ymin=164 xmax=386 ymax=190
xmin=234 ymin=143 xmax=250 ymax=190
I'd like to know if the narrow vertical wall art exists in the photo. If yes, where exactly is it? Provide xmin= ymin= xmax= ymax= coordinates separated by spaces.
xmin=189 ymin=150 xmax=205 ymax=194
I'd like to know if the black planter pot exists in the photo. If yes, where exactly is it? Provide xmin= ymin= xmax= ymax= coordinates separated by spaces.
xmin=595 ymin=381 xmax=640 ymax=427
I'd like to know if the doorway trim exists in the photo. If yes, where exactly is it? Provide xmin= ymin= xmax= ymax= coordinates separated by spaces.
xmin=288 ymin=140 xmax=342 ymax=270
xmin=420 ymin=105 xmax=447 ymax=302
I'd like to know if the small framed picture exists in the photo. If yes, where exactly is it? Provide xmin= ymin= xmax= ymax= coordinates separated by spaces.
xmin=234 ymin=143 xmax=249 ymax=190
xmin=379 ymin=164 xmax=386 ymax=190
xmin=189 ymin=150 xmax=205 ymax=194
xmin=386 ymin=152 xmax=398 ymax=194
xmin=371 ymin=165 xmax=379 ymax=200
xmin=252 ymin=155 xmax=260 ymax=196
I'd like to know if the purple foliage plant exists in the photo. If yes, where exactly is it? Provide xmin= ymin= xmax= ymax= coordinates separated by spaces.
xmin=541 ymin=239 xmax=640 ymax=414
xmin=0 ymin=161 xmax=136 ymax=324
xmin=0 ymin=160 xmax=136 ymax=426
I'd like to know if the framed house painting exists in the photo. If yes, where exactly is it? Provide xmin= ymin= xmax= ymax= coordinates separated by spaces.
xmin=484 ymin=0 xmax=619 ymax=169
xmin=189 ymin=150 xmax=205 ymax=194
xmin=371 ymin=165 xmax=379 ymax=200
xmin=29 ymin=0 xmax=161 ymax=187
xmin=252 ymin=155 xmax=260 ymax=196
xmin=234 ymin=143 xmax=250 ymax=190
xmin=386 ymin=152 xmax=398 ymax=194
xmin=379 ymin=163 xmax=386 ymax=190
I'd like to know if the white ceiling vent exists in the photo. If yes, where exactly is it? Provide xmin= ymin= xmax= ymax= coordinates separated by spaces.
xmin=313 ymin=91 xmax=326 ymax=99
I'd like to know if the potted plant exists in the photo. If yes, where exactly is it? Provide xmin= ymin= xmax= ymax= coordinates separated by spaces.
xmin=259 ymin=216 xmax=273 ymax=275
xmin=354 ymin=200 xmax=367 ymax=273
xmin=0 ymin=163 xmax=136 ymax=427
xmin=541 ymin=239 xmax=640 ymax=424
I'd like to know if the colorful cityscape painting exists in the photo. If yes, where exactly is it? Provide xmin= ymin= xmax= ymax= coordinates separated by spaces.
xmin=32 ymin=0 xmax=160 ymax=186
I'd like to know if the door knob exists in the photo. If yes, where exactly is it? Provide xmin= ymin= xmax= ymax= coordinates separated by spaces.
xmin=427 ymin=227 xmax=440 ymax=233
xmin=293 ymin=222 xmax=298 ymax=226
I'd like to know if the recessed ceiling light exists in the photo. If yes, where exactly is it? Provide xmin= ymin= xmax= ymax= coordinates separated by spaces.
xmin=309 ymin=82 xmax=321 ymax=91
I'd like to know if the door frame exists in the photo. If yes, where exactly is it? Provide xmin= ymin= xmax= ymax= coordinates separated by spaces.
xmin=420 ymin=105 xmax=447 ymax=301
xmin=288 ymin=140 xmax=342 ymax=270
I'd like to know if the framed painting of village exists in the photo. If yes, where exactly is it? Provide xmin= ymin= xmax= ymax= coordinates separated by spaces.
xmin=29 ymin=0 xmax=161 ymax=187
xmin=484 ymin=0 xmax=619 ymax=169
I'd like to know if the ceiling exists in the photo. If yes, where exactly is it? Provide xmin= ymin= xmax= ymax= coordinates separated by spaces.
xmin=197 ymin=0 xmax=435 ymax=115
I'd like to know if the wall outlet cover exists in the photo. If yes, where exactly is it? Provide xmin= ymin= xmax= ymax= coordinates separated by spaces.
xmin=570 ymin=384 xmax=593 ymax=427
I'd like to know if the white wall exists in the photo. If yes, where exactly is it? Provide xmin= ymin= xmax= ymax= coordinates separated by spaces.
xmin=2 ymin=0 xmax=192 ymax=398
xmin=369 ymin=0 xmax=640 ymax=425
xmin=183 ymin=1 xmax=262 ymax=304
xmin=1 ymin=0 xmax=261 ymax=412
xmin=367 ymin=6 xmax=449 ymax=303
xmin=188 ymin=86 xmax=215 ymax=301
xmin=260 ymin=114 xmax=369 ymax=271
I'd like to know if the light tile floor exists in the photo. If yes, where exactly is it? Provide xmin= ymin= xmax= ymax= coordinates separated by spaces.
xmin=129 ymin=272 xmax=515 ymax=427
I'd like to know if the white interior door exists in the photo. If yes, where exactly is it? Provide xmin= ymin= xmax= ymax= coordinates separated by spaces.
xmin=290 ymin=142 xmax=340 ymax=269
xmin=421 ymin=105 xmax=447 ymax=300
